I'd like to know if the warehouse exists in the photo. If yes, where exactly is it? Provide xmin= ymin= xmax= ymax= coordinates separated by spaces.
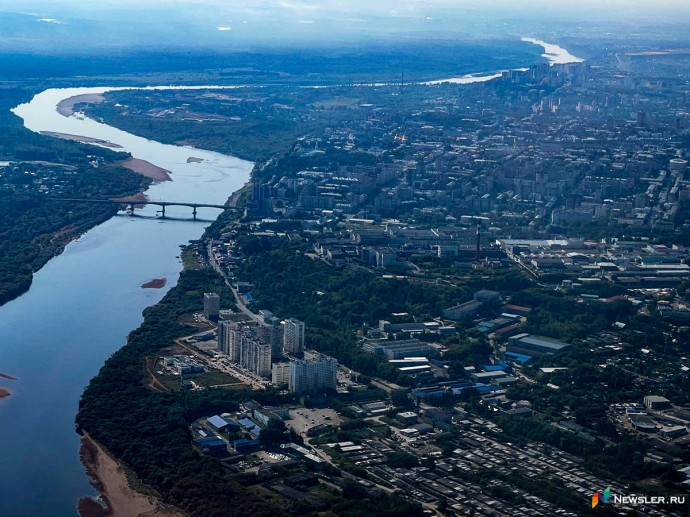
xmin=507 ymin=333 xmax=570 ymax=356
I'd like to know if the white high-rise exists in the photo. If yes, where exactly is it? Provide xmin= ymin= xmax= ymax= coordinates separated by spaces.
xmin=271 ymin=362 xmax=291 ymax=386
xmin=283 ymin=318 xmax=305 ymax=355
xmin=288 ymin=355 xmax=338 ymax=394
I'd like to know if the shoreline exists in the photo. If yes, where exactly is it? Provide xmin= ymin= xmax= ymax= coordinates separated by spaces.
xmin=57 ymin=93 xmax=105 ymax=117
xmin=78 ymin=432 xmax=183 ymax=517
xmin=120 ymin=157 xmax=172 ymax=182
xmin=40 ymin=131 xmax=124 ymax=149
xmin=424 ymin=37 xmax=583 ymax=85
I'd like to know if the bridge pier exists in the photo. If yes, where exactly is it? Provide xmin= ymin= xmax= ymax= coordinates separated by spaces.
xmin=192 ymin=206 xmax=197 ymax=220
xmin=128 ymin=203 xmax=135 ymax=215
xmin=160 ymin=205 xmax=166 ymax=218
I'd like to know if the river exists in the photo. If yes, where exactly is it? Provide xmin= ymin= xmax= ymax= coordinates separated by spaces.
xmin=1 ymin=87 xmax=253 ymax=517
xmin=0 ymin=36 xmax=583 ymax=516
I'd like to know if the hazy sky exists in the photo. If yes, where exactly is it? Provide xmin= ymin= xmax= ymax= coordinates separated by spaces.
xmin=1 ymin=0 xmax=689 ymax=53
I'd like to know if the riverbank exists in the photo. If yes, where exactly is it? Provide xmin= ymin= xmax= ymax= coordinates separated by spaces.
xmin=58 ymin=93 xmax=105 ymax=117
xmin=5 ymin=84 xmax=253 ymax=515
xmin=120 ymin=157 xmax=171 ymax=182
xmin=79 ymin=432 xmax=184 ymax=517
xmin=40 ymin=131 xmax=123 ymax=149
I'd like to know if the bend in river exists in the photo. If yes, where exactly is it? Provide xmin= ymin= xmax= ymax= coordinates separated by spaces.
xmin=2 ymin=87 xmax=252 ymax=517
xmin=0 ymin=36 xmax=583 ymax=516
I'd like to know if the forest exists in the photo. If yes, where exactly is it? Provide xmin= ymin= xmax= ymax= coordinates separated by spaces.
xmin=0 ymin=85 xmax=148 ymax=306
xmin=76 ymin=266 xmax=421 ymax=516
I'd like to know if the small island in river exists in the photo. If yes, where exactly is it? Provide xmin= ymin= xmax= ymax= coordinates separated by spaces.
xmin=0 ymin=372 xmax=17 ymax=400
xmin=141 ymin=278 xmax=167 ymax=289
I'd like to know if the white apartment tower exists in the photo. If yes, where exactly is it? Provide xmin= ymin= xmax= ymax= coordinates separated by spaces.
xmin=283 ymin=318 xmax=305 ymax=355
xmin=288 ymin=356 xmax=338 ymax=394
xmin=271 ymin=362 xmax=291 ymax=386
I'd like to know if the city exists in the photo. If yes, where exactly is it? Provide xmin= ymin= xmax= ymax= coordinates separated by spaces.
xmin=1 ymin=2 xmax=690 ymax=517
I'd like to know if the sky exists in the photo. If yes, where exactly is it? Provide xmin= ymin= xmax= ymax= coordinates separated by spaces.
xmin=1 ymin=0 xmax=689 ymax=53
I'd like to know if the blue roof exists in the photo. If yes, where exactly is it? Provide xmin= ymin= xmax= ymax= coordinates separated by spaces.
xmin=484 ymin=365 xmax=507 ymax=372
xmin=504 ymin=352 xmax=533 ymax=363
xmin=195 ymin=437 xmax=227 ymax=448
xmin=238 ymin=418 xmax=255 ymax=428
xmin=207 ymin=415 xmax=229 ymax=429
xmin=233 ymin=438 xmax=261 ymax=447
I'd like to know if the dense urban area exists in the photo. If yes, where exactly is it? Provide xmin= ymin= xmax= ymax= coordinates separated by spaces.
xmin=4 ymin=37 xmax=690 ymax=517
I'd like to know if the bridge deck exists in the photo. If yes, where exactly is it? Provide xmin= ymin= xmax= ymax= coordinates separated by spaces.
xmin=46 ymin=198 xmax=232 ymax=210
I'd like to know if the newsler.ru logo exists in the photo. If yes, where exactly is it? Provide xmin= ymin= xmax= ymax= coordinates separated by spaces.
xmin=592 ymin=487 xmax=686 ymax=508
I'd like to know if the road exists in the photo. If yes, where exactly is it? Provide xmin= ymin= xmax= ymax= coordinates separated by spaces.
xmin=206 ymin=239 xmax=264 ymax=325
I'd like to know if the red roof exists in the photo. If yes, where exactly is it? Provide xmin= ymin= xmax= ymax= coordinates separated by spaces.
xmin=503 ymin=304 xmax=533 ymax=313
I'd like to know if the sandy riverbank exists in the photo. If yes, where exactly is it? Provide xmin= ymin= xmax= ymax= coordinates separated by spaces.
xmin=40 ymin=131 xmax=123 ymax=149
xmin=111 ymin=192 xmax=149 ymax=206
xmin=58 ymin=94 xmax=105 ymax=117
xmin=120 ymin=158 xmax=171 ymax=182
xmin=79 ymin=433 xmax=184 ymax=517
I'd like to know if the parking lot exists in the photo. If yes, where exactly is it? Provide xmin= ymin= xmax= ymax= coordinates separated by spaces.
xmin=286 ymin=408 xmax=341 ymax=435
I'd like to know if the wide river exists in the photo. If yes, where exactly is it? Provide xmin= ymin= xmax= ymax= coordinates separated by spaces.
xmin=0 ymin=38 xmax=582 ymax=517
xmin=1 ymin=87 xmax=253 ymax=516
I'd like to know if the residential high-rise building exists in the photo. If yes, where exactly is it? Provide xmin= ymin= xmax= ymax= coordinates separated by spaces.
xmin=257 ymin=324 xmax=283 ymax=359
xmin=217 ymin=321 xmax=244 ymax=360
xmin=271 ymin=362 xmax=291 ymax=386
xmin=245 ymin=338 xmax=272 ymax=377
xmin=218 ymin=322 xmax=271 ymax=375
xmin=217 ymin=320 xmax=234 ymax=354
xmin=288 ymin=356 xmax=338 ymax=394
xmin=283 ymin=318 xmax=305 ymax=355
xmin=203 ymin=292 xmax=220 ymax=320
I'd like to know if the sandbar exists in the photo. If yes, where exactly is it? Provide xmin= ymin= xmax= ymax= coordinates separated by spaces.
xmin=57 ymin=93 xmax=105 ymax=117
xmin=40 ymin=131 xmax=123 ymax=149
xmin=111 ymin=192 xmax=149 ymax=206
xmin=78 ymin=432 xmax=183 ymax=517
xmin=120 ymin=158 xmax=171 ymax=182
xmin=141 ymin=278 xmax=167 ymax=289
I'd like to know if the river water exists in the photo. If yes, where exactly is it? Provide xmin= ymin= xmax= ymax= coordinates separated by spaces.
xmin=0 ymin=37 xmax=583 ymax=516
xmin=1 ymin=87 xmax=253 ymax=517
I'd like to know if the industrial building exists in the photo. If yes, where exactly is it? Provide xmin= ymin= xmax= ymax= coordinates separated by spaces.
xmin=362 ymin=338 xmax=439 ymax=359
xmin=443 ymin=300 xmax=482 ymax=320
xmin=644 ymin=395 xmax=671 ymax=410
xmin=507 ymin=333 xmax=570 ymax=356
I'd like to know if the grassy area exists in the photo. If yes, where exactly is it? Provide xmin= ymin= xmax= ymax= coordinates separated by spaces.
xmin=189 ymin=370 xmax=244 ymax=388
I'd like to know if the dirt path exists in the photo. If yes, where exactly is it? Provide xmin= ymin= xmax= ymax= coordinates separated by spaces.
xmin=145 ymin=357 xmax=167 ymax=392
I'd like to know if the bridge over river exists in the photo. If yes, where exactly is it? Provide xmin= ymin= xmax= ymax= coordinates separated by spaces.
xmin=47 ymin=197 xmax=238 ymax=218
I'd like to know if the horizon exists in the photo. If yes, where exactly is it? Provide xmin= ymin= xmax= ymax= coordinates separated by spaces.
xmin=1 ymin=1 xmax=690 ymax=54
